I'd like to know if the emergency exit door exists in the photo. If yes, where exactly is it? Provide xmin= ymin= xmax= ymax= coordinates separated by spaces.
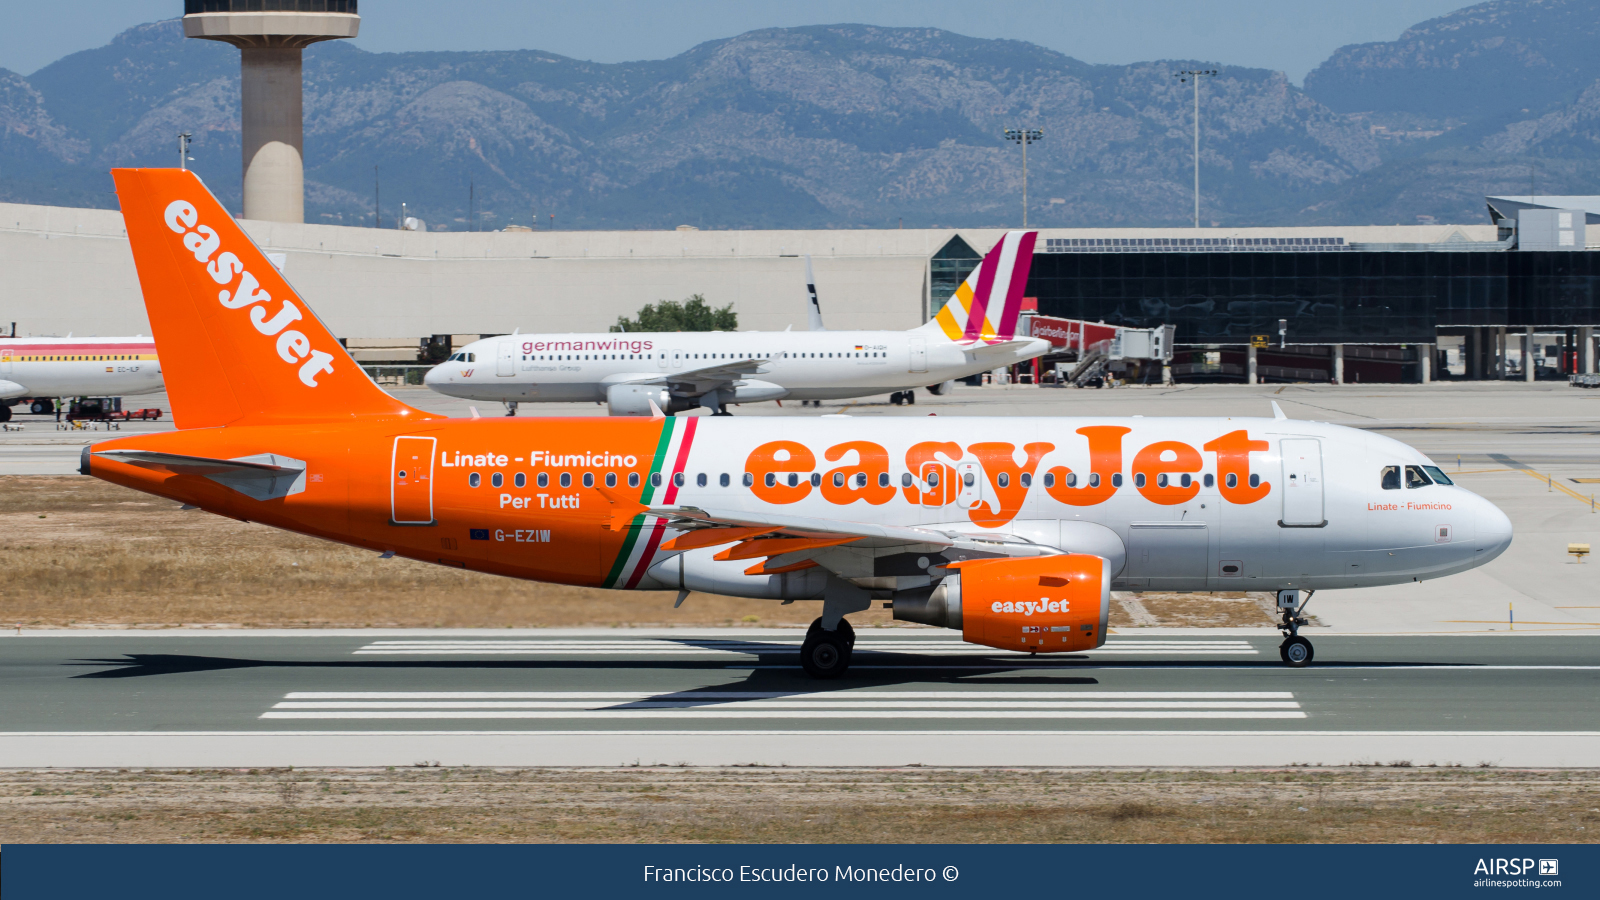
xmin=1279 ymin=439 xmax=1324 ymax=526
xmin=391 ymin=436 xmax=436 ymax=525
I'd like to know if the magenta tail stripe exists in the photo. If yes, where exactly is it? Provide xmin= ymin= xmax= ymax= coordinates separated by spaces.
xmin=962 ymin=241 xmax=1004 ymax=340
xmin=996 ymin=232 xmax=1036 ymax=338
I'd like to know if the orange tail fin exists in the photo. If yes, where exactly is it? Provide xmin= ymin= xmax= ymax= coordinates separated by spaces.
xmin=112 ymin=168 xmax=429 ymax=429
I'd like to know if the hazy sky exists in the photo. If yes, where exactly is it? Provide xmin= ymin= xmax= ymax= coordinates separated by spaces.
xmin=4 ymin=0 xmax=1473 ymax=82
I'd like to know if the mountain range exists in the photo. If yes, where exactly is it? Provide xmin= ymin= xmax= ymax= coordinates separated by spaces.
xmin=1 ymin=0 xmax=1598 ymax=230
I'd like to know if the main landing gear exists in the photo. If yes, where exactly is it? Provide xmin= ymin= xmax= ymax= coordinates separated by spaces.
xmin=1277 ymin=588 xmax=1315 ymax=667
xmin=800 ymin=617 xmax=856 ymax=679
xmin=889 ymin=390 xmax=916 ymax=406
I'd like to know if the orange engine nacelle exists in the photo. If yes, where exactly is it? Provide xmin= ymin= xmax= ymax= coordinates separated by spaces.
xmin=893 ymin=554 xmax=1110 ymax=653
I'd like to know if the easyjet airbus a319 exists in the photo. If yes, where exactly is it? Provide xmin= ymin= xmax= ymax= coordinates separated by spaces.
xmin=86 ymin=169 xmax=1513 ymax=677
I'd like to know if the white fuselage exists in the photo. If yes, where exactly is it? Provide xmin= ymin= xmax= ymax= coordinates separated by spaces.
xmin=0 ymin=337 xmax=163 ymax=400
xmin=424 ymin=329 xmax=1048 ymax=404
xmin=440 ymin=414 xmax=1513 ymax=596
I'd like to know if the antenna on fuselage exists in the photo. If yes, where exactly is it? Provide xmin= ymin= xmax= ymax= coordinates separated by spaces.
xmin=1271 ymin=401 xmax=1288 ymax=420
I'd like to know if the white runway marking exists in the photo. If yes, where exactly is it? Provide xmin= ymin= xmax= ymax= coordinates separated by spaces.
xmin=351 ymin=639 xmax=1259 ymax=656
xmin=261 ymin=690 xmax=1303 ymax=721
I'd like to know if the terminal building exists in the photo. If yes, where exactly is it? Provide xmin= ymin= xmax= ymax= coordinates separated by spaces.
xmin=1 ymin=195 xmax=1597 ymax=385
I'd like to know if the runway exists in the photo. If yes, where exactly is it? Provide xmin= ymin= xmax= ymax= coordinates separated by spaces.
xmin=1 ymin=630 xmax=1594 ymax=767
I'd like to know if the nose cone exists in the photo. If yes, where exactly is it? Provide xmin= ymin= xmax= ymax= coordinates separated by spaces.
xmin=423 ymin=363 xmax=444 ymax=386
xmin=1476 ymin=495 xmax=1514 ymax=562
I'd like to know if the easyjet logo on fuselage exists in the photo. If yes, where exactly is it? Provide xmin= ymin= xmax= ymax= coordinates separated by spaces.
xmin=163 ymin=199 xmax=337 ymax=388
xmin=743 ymin=428 xmax=1272 ymax=527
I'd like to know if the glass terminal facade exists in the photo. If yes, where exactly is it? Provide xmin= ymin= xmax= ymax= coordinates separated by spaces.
xmin=1022 ymin=249 xmax=1600 ymax=346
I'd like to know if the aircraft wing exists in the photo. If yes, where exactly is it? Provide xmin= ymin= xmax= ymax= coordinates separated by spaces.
xmin=608 ymin=359 xmax=770 ymax=397
xmin=646 ymin=503 xmax=1063 ymax=577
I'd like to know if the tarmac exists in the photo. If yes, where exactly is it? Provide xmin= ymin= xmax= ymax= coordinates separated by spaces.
xmin=0 ymin=629 xmax=1594 ymax=767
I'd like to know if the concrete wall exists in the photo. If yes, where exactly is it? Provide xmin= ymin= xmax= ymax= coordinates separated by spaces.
xmin=0 ymin=198 xmax=1499 ymax=341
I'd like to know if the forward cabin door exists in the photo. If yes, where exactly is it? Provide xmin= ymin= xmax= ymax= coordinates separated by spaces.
xmin=391 ymin=436 xmax=437 ymax=525
xmin=496 ymin=341 xmax=515 ymax=377
xmin=1280 ymin=439 xmax=1325 ymax=526
xmin=909 ymin=337 xmax=927 ymax=373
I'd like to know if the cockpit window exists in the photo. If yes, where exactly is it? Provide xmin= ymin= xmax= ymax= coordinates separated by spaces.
xmin=1404 ymin=465 xmax=1433 ymax=489
xmin=1422 ymin=466 xmax=1454 ymax=486
xmin=1380 ymin=466 xmax=1401 ymax=490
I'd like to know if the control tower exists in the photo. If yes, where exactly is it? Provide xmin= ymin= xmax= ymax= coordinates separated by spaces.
xmin=183 ymin=1 xmax=360 ymax=223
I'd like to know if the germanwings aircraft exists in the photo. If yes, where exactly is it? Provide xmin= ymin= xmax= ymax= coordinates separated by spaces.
xmin=423 ymin=234 xmax=1050 ymax=415
xmin=0 ymin=336 xmax=162 ymax=420
xmin=87 ymin=169 xmax=1513 ymax=678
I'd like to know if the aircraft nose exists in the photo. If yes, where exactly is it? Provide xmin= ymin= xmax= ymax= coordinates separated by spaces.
xmin=422 ymin=364 xmax=441 ymax=385
xmin=1474 ymin=494 xmax=1513 ymax=561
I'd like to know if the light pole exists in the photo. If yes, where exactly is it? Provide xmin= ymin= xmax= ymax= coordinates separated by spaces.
xmin=1174 ymin=69 xmax=1217 ymax=228
xmin=1003 ymin=128 xmax=1044 ymax=227
xmin=178 ymin=132 xmax=192 ymax=171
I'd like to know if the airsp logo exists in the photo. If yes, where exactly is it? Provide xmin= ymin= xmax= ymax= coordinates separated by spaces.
xmin=1473 ymin=858 xmax=1548 ymax=876
xmin=163 ymin=199 xmax=337 ymax=388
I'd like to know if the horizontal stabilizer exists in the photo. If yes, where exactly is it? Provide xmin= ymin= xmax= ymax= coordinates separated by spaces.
xmin=93 ymin=449 xmax=306 ymax=501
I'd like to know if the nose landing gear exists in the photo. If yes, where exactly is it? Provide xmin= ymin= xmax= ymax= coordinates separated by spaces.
xmin=1276 ymin=589 xmax=1315 ymax=667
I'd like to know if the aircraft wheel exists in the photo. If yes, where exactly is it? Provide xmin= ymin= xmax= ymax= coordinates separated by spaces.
xmin=889 ymin=391 xmax=903 ymax=406
xmin=1280 ymin=636 xmax=1313 ymax=667
xmin=30 ymin=399 xmax=51 ymax=415
xmin=800 ymin=628 xmax=852 ymax=679
xmin=0 ymin=405 xmax=10 ymax=422
xmin=906 ymin=391 xmax=915 ymax=405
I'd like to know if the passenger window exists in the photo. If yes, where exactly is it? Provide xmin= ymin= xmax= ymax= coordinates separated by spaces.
xmin=719 ymin=473 xmax=730 ymax=488
xmin=854 ymin=473 xmax=866 ymax=487
xmin=1380 ymin=466 xmax=1401 ymax=490
xmin=901 ymin=473 xmax=913 ymax=487
xmin=651 ymin=473 xmax=662 ymax=487
xmin=997 ymin=473 xmax=1010 ymax=488
xmin=927 ymin=472 xmax=939 ymax=487
xmin=583 ymin=473 xmax=595 ymax=488
xmin=877 ymin=472 xmax=889 ymax=488
xmin=742 ymin=473 xmax=754 ymax=487
xmin=1135 ymin=473 xmax=1147 ymax=488
xmin=560 ymin=473 xmax=572 ymax=488
xmin=1404 ymin=465 xmax=1432 ymax=489
xmin=1248 ymin=474 xmax=1259 ymax=488
xmin=491 ymin=473 xmax=503 ymax=488
xmin=468 ymin=473 xmax=480 ymax=488
xmin=1043 ymin=473 xmax=1055 ymax=488
xmin=834 ymin=473 xmax=845 ymax=487
xmin=963 ymin=473 xmax=975 ymax=487
xmin=1225 ymin=473 xmax=1237 ymax=488
xmin=606 ymin=473 xmax=617 ymax=488
xmin=673 ymin=473 xmax=684 ymax=488
xmin=1180 ymin=474 xmax=1191 ymax=488
xmin=1087 ymin=473 xmax=1098 ymax=488
xmin=1423 ymin=466 xmax=1453 ymax=486
xmin=629 ymin=473 xmax=640 ymax=488
xmin=1020 ymin=473 xmax=1031 ymax=488
xmin=810 ymin=473 xmax=821 ymax=486
xmin=1204 ymin=473 xmax=1214 ymax=488
xmin=537 ymin=473 xmax=548 ymax=488
xmin=1112 ymin=474 xmax=1123 ymax=487
xmin=696 ymin=473 xmax=707 ymax=488
xmin=764 ymin=473 xmax=776 ymax=488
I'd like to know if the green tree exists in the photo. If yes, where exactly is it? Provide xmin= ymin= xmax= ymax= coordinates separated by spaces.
xmin=611 ymin=294 xmax=737 ymax=333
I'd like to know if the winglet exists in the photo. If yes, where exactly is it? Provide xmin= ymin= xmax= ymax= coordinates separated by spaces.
xmin=1271 ymin=401 xmax=1288 ymax=420
xmin=594 ymin=483 xmax=649 ymax=531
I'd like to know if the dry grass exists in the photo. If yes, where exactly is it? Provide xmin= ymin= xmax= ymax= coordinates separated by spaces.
xmin=0 ymin=476 xmax=1280 ymax=630
xmin=5 ymin=767 xmax=1597 ymax=843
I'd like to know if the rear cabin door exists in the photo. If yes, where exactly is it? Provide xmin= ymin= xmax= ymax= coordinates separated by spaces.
xmin=496 ymin=341 xmax=515 ymax=377
xmin=908 ymin=337 xmax=927 ymax=373
xmin=1280 ymin=439 xmax=1325 ymax=526
xmin=672 ymin=348 xmax=684 ymax=369
xmin=391 ymin=436 xmax=436 ymax=525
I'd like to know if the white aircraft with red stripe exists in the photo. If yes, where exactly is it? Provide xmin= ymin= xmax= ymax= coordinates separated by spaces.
xmin=0 ymin=336 xmax=162 ymax=420
xmin=425 ymin=231 xmax=1050 ymax=415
